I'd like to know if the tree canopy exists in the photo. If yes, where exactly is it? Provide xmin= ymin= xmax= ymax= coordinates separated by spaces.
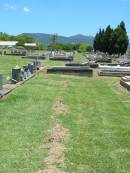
xmin=0 ymin=32 xmax=35 ymax=46
xmin=93 ymin=21 xmax=129 ymax=55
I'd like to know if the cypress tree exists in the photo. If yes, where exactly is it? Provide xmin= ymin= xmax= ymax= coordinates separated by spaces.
xmin=93 ymin=21 xmax=129 ymax=55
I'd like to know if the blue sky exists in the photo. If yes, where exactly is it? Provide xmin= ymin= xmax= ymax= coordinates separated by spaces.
xmin=0 ymin=0 xmax=130 ymax=37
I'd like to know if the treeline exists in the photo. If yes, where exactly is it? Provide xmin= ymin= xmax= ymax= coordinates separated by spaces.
xmin=0 ymin=32 xmax=45 ymax=50
xmin=0 ymin=32 xmax=93 ymax=52
xmin=0 ymin=32 xmax=34 ymax=43
xmin=93 ymin=21 xmax=129 ymax=55
xmin=48 ymin=43 xmax=93 ymax=52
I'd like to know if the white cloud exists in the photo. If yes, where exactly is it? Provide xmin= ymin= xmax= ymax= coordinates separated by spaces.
xmin=4 ymin=3 xmax=15 ymax=10
xmin=23 ymin=7 xmax=30 ymax=12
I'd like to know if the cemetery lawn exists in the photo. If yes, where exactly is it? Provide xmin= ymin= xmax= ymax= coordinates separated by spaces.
xmin=0 ymin=54 xmax=86 ymax=83
xmin=0 ymin=74 xmax=130 ymax=172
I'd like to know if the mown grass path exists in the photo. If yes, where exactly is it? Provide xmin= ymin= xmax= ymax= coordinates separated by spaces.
xmin=0 ymin=74 xmax=130 ymax=173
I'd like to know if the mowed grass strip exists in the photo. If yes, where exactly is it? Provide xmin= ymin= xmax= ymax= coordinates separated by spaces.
xmin=0 ymin=73 xmax=130 ymax=173
xmin=57 ymin=76 xmax=130 ymax=173
xmin=0 ymin=74 xmax=64 ymax=173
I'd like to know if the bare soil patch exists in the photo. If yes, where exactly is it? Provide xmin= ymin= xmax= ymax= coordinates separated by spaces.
xmin=48 ymin=123 xmax=70 ymax=143
xmin=52 ymin=97 xmax=68 ymax=115
xmin=37 ymin=93 xmax=70 ymax=173
xmin=36 ymin=166 xmax=67 ymax=173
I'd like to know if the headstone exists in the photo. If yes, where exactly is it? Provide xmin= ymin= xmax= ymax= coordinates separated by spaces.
xmin=12 ymin=68 xmax=21 ymax=83
xmin=28 ymin=63 xmax=34 ymax=73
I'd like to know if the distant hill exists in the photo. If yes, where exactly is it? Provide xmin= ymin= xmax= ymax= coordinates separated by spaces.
xmin=22 ymin=33 xmax=94 ymax=46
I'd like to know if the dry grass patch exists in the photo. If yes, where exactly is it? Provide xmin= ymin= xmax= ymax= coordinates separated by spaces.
xmin=48 ymin=123 xmax=70 ymax=143
xmin=52 ymin=97 xmax=68 ymax=115
xmin=38 ymin=123 xmax=70 ymax=173
xmin=36 ymin=165 xmax=67 ymax=173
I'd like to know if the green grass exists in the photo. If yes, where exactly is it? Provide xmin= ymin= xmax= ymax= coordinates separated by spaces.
xmin=0 ymin=54 xmax=130 ymax=172
xmin=74 ymin=54 xmax=87 ymax=62
xmin=44 ymin=58 xmax=66 ymax=67
xmin=0 ymin=53 xmax=86 ymax=79
xmin=0 ymin=74 xmax=130 ymax=172
xmin=0 ymin=74 xmax=61 ymax=173
xmin=0 ymin=53 xmax=82 ymax=83
xmin=43 ymin=54 xmax=87 ymax=67
xmin=60 ymin=76 xmax=130 ymax=173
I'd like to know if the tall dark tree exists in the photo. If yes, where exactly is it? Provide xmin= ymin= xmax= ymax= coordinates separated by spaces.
xmin=103 ymin=25 xmax=113 ymax=54
xmin=119 ymin=21 xmax=129 ymax=54
xmin=120 ymin=21 xmax=126 ymax=32
xmin=99 ymin=29 xmax=105 ymax=52
xmin=93 ymin=21 xmax=129 ymax=55
xmin=93 ymin=32 xmax=99 ymax=52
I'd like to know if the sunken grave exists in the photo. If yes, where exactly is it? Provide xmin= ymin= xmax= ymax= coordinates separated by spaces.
xmin=47 ymin=66 xmax=93 ymax=77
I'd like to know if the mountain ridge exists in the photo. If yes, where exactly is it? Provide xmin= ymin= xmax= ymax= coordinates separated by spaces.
xmin=22 ymin=33 xmax=94 ymax=46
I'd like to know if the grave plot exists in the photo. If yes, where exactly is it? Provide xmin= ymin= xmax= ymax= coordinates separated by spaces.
xmin=22 ymin=53 xmax=47 ymax=59
xmin=120 ymin=76 xmax=130 ymax=91
xmin=98 ymin=65 xmax=130 ymax=77
xmin=22 ymin=43 xmax=47 ymax=59
xmin=65 ymin=61 xmax=98 ymax=68
xmin=96 ymin=57 xmax=112 ymax=63
xmin=88 ymin=53 xmax=112 ymax=63
xmin=65 ymin=61 xmax=89 ymax=66
xmin=5 ymin=50 xmax=26 ymax=56
xmin=47 ymin=66 xmax=93 ymax=77
xmin=49 ymin=55 xmax=73 ymax=61
xmin=117 ymin=59 xmax=130 ymax=66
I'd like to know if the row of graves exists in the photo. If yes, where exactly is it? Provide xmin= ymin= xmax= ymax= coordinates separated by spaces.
xmin=119 ymin=54 xmax=130 ymax=91
xmin=88 ymin=52 xmax=130 ymax=91
xmin=47 ymin=52 xmax=93 ymax=77
xmin=96 ymin=53 xmax=130 ymax=77
xmin=0 ymin=41 xmax=34 ymax=56
xmin=47 ymin=52 xmax=112 ymax=77
xmin=4 ymin=48 xmax=26 ymax=56
xmin=47 ymin=52 xmax=117 ymax=77
xmin=0 ymin=60 xmax=43 ymax=97
xmin=0 ymin=41 xmax=47 ymax=59
xmin=21 ymin=43 xmax=48 ymax=59
xmin=85 ymin=52 xmax=130 ymax=77
xmin=49 ymin=51 xmax=74 ymax=61
xmin=47 ymin=52 xmax=130 ymax=91
xmin=22 ymin=53 xmax=47 ymax=60
xmin=12 ymin=61 xmax=42 ymax=83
